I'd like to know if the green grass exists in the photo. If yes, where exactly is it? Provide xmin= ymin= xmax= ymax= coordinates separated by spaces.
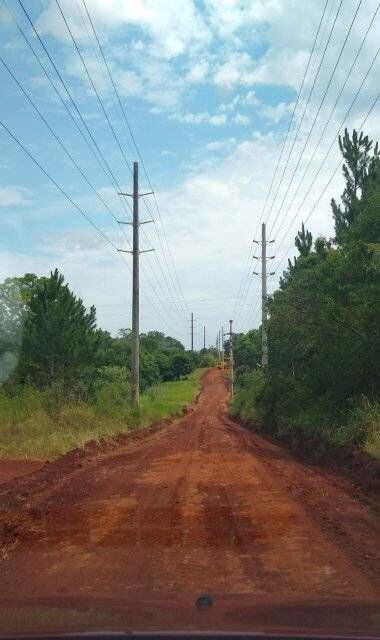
xmin=0 ymin=369 xmax=207 ymax=461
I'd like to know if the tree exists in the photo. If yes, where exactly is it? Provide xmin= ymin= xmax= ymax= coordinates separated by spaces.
xmin=234 ymin=329 xmax=261 ymax=379
xmin=17 ymin=269 xmax=98 ymax=388
xmin=0 ymin=274 xmax=39 ymax=352
xmin=331 ymin=128 xmax=379 ymax=243
xmin=286 ymin=223 xmax=313 ymax=275
xmin=234 ymin=128 xmax=380 ymax=448
xmin=140 ymin=352 xmax=161 ymax=391
xmin=0 ymin=274 xmax=39 ymax=383
xmin=170 ymin=352 xmax=192 ymax=380
xmin=295 ymin=222 xmax=313 ymax=257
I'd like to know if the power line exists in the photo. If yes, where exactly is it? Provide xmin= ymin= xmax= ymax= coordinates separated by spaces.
xmin=0 ymin=117 xmax=184 ymax=339
xmin=83 ymin=0 xmax=190 ymax=319
xmin=13 ymin=0 xmax=187 ymax=332
xmin=16 ymin=0 xmax=125 ymax=192
xmin=276 ymin=55 xmax=380 ymax=270
xmin=54 ymin=0 xmax=133 ymax=176
xmin=80 ymin=0 xmax=190 ymax=323
xmin=273 ymin=91 xmax=380 ymax=274
xmin=268 ymin=0 xmax=364 ymax=238
xmin=0 ymin=29 xmax=186 ymax=335
xmin=265 ymin=0 xmax=344 ymax=232
xmin=271 ymin=1 xmax=380 ymax=245
xmin=0 ymin=119 xmax=124 ymax=253
xmin=56 ymin=0 xmax=188 ymax=327
xmin=0 ymin=54 xmax=127 ymax=234
xmin=232 ymin=0 xmax=330 ymax=326
xmin=240 ymin=79 xmax=378 ymax=331
xmin=235 ymin=0 xmax=372 ymax=332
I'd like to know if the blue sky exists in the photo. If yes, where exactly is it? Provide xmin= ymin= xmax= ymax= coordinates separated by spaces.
xmin=1 ymin=0 xmax=379 ymax=347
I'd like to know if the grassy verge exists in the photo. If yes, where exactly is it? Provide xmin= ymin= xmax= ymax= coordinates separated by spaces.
xmin=0 ymin=369 xmax=207 ymax=461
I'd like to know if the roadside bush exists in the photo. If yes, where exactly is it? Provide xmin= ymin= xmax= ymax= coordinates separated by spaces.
xmin=346 ymin=398 xmax=380 ymax=456
xmin=199 ymin=352 xmax=217 ymax=368
xmin=94 ymin=381 xmax=131 ymax=418
xmin=58 ymin=403 xmax=96 ymax=429
xmin=230 ymin=369 xmax=266 ymax=425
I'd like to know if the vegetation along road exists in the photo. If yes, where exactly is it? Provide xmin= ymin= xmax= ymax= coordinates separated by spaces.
xmin=0 ymin=369 xmax=378 ymax=632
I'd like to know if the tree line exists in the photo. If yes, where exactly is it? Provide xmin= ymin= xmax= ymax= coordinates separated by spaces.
xmin=0 ymin=269 xmax=216 ymax=402
xmin=232 ymin=129 xmax=380 ymax=455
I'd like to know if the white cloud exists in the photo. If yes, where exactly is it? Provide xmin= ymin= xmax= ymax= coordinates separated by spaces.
xmin=186 ymin=60 xmax=209 ymax=84
xmin=260 ymin=101 xmax=294 ymax=123
xmin=241 ymin=90 xmax=260 ymax=108
xmin=172 ymin=111 xmax=227 ymax=126
xmin=0 ymin=186 xmax=30 ymax=207
xmin=205 ymin=138 xmax=237 ymax=151
xmin=213 ymin=52 xmax=256 ymax=89
xmin=233 ymin=112 xmax=250 ymax=126
xmin=29 ymin=0 xmax=380 ymax=117
xmin=37 ymin=0 xmax=211 ymax=60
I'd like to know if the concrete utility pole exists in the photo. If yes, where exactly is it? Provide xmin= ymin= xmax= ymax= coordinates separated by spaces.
xmin=191 ymin=313 xmax=194 ymax=351
xmin=203 ymin=325 xmax=206 ymax=350
xmin=221 ymin=326 xmax=225 ymax=369
xmin=131 ymin=162 xmax=140 ymax=407
xmin=253 ymin=223 xmax=275 ymax=369
xmin=118 ymin=161 xmax=154 ymax=408
xmin=229 ymin=319 xmax=234 ymax=398
xmin=261 ymin=222 xmax=268 ymax=369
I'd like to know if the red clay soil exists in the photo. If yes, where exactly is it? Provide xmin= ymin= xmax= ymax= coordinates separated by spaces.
xmin=0 ymin=460 xmax=42 ymax=485
xmin=0 ymin=369 xmax=379 ymax=635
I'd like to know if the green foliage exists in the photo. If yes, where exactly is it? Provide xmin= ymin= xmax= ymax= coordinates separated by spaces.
xmin=17 ymin=269 xmax=98 ymax=389
xmin=0 ymin=369 xmax=206 ymax=459
xmin=0 ymin=274 xmax=39 ymax=383
xmin=295 ymin=222 xmax=313 ymax=257
xmin=199 ymin=350 xmax=218 ymax=368
xmin=331 ymin=128 xmax=380 ymax=244
xmin=230 ymin=370 xmax=266 ymax=424
xmin=232 ymin=128 xmax=380 ymax=454
xmin=349 ymin=399 xmax=380 ymax=457
xmin=170 ymin=352 xmax=193 ymax=380
xmin=140 ymin=352 xmax=161 ymax=391
xmin=233 ymin=329 xmax=261 ymax=380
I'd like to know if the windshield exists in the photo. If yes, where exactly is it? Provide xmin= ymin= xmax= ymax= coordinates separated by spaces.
xmin=0 ymin=0 xmax=379 ymax=637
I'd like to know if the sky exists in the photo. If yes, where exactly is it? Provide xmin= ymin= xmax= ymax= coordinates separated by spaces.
xmin=0 ymin=0 xmax=379 ymax=349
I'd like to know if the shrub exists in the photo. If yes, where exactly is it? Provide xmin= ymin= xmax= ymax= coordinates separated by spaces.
xmin=346 ymin=398 xmax=380 ymax=455
xmin=231 ymin=369 xmax=266 ymax=424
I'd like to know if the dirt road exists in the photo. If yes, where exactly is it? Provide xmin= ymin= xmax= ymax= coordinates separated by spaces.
xmin=0 ymin=369 xmax=379 ymax=634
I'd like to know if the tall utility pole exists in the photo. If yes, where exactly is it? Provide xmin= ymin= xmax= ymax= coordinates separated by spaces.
xmin=203 ymin=325 xmax=206 ymax=350
xmin=253 ymin=223 xmax=275 ymax=369
xmin=229 ymin=319 xmax=234 ymax=398
xmin=131 ymin=162 xmax=140 ymax=407
xmin=261 ymin=222 xmax=268 ymax=369
xmin=221 ymin=326 xmax=225 ymax=369
xmin=191 ymin=313 xmax=194 ymax=351
xmin=118 ymin=161 xmax=154 ymax=408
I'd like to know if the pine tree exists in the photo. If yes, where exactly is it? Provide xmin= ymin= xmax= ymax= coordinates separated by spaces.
xmin=17 ymin=269 xmax=98 ymax=388
xmin=295 ymin=222 xmax=313 ymax=257
xmin=331 ymin=128 xmax=379 ymax=244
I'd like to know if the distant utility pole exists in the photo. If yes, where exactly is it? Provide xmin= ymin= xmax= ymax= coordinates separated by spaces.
xmin=191 ymin=312 xmax=194 ymax=351
xmin=203 ymin=325 xmax=206 ymax=350
xmin=118 ymin=161 xmax=154 ymax=408
xmin=253 ymin=222 xmax=275 ymax=369
xmin=229 ymin=319 xmax=234 ymax=398
xmin=221 ymin=326 xmax=225 ymax=369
